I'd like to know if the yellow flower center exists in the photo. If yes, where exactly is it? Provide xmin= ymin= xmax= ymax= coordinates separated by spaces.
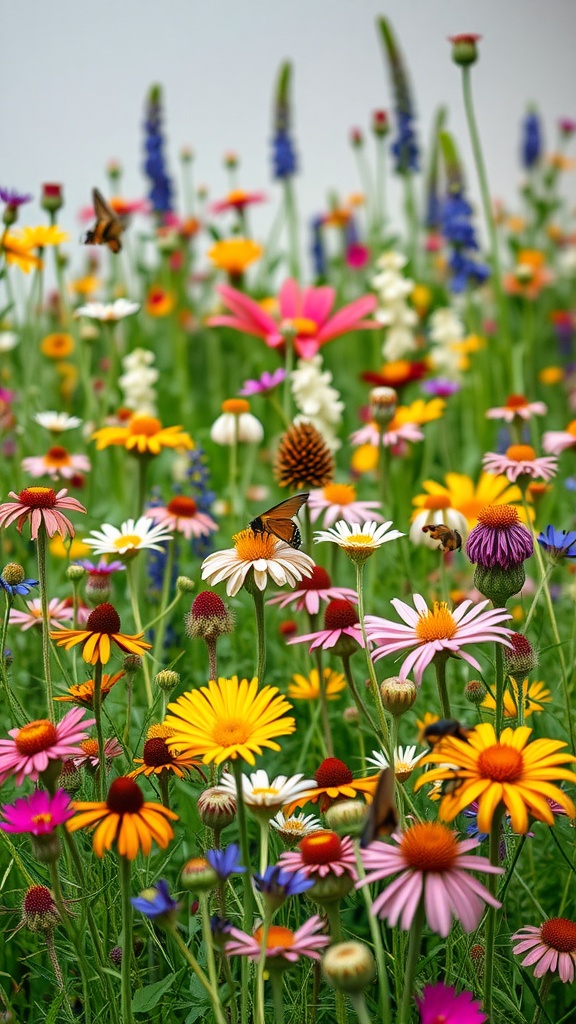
xmin=226 ymin=189 xmax=249 ymax=204
xmin=505 ymin=444 xmax=536 ymax=462
xmin=233 ymin=528 xmax=277 ymax=560
xmin=477 ymin=743 xmax=523 ymax=781
xmin=477 ymin=504 xmax=520 ymax=527
xmin=251 ymin=786 xmax=280 ymax=796
xmin=400 ymin=821 xmax=458 ymax=871
xmin=80 ymin=739 xmax=99 ymax=756
xmin=254 ymin=924 xmax=294 ymax=949
xmin=422 ymin=495 xmax=451 ymax=511
xmin=323 ymin=483 xmax=357 ymax=505
xmin=281 ymin=317 xmax=317 ymax=336
xmin=129 ymin=415 xmax=161 ymax=437
xmin=15 ymin=720 xmax=58 ymax=755
xmin=414 ymin=603 xmax=458 ymax=642
xmin=344 ymin=535 xmax=374 ymax=547
xmin=31 ymin=813 xmax=54 ymax=826
xmin=221 ymin=398 xmax=250 ymax=415
xmin=113 ymin=534 xmax=142 ymax=550
xmin=215 ymin=718 xmax=251 ymax=746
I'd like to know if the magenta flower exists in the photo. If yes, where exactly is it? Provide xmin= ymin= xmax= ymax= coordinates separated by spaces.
xmin=210 ymin=190 xmax=266 ymax=214
xmin=225 ymin=915 xmax=330 ymax=962
xmin=350 ymin=420 xmax=424 ymax=448
xmin=279 ymin=832 xmax=357 ymax=880
xmin=366 ymin=594 xmax=513 ymax=686
xmin=0 ymin=707 xmax=95 ymax=786
xmin=417 ymin=982 xmax=486 ymax=1024
xmin=0 ymin=487 xmax=86 ymax=539
xmin=76 ymin=558 xmax=126 ymax=575
xmin=73 ymin=736 xmax=123 ymax=768
xmin=0 ymin=788 xmax=74 ymax=835
xmin=466 ymin=505 xmax=533 ymax=569
xmin=512 ymin=918 xmax=576 ymax=983
xmin=239 ymin=368 xmax=286 ymax=396
xmin=358 ymin=821 xmax=503 ymax=936
xmin=267 ymin=565 xmax=357 ymax=615
xmin=209 ymin=278 xmax=377 ymax=360
xmin=482 ymin=445 xmax=557 ymax=483
xmin=308 ymin=483 xmax=383 ymax=527
xmin=288 ymin=598 xmax=364 ymax=652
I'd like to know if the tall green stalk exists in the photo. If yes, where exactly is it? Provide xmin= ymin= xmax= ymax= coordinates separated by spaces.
xmin=118 ymin=855 xmax=134 ymax=1024
xmin=483 ymin=805 xmax=505 ymax=1021
xmin=36 ymin=524 xmax=55 ymax=721
xmin=398 ymin=899 xmax=425 ymax=1024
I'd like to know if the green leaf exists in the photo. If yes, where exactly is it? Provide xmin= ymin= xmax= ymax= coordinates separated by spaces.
xmin=45 ymin=990 xmax=66 ymax=1024
xmin=132 ymin=972 xmax=178 ymax=1014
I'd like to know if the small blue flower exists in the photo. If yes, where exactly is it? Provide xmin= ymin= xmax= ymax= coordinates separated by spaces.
xmin=142 ymin=85 xmax=174 ymax=215
xmin=537 ymin=525 xmax=576 ymax=561
xmin=131 ymin=879 xmax=179 ymax=921
xmin=521 ymin=110 xmax=542 ymax=170
xmin=391 ymin=111 xmax=419 ymax=174
xmin=310 ymin=215 xmax=326 ymax=279
xmin=272 ymin=131 xmax=298 ymax=179
xmin=253 ymin=864 xmax=313 ymax=898
xmin=0 ymin=575 xmax=38 ymax=597
xmin=441 ymin=188 xmax=490 ymax=293
xmin=206 ymin=843 xmax=246 ymax=880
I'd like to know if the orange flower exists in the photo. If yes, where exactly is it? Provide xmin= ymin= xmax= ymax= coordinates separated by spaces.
xmin=40 ymin=333 xmax=74 ymax=359
xmin=54 ymin=671 xmax=125 ymax=708
xmin=284 ymin=757 xmax=380 ymax=814
xmin=145 ymin=286 xmax=176 ymax=318
xmin=128 ymin=736 xmax=204 ymax=780
xmin=66 ymin=776 xmax=177 ymax=859
xmin=208 ymin=238 xmax=262 ymax=275
xmin=50 ymin=602 xmax=151 ymax=665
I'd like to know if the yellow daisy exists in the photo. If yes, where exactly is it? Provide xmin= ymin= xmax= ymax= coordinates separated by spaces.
xmin=413 ymin=471 xmax=530 ymax=529
xmin=288 ymin=668 xmax=346 ymax=701
xmin=482 ymin=679 xmax=552 ymax=719
xmin=91 ymin=414 xmax=194 ymax=456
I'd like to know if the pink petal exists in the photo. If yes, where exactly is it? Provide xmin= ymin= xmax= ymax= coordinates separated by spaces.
xmin=301 ymin=285 xmax=335 ymax=326
xmin=278 ymin=279 xmax=302 ymax=319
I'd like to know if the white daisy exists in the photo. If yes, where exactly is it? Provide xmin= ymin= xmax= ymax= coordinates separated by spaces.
xmin=33 ymin=411 xmax=83 ymax=434
xmin=215 ymin=770 xmax=316 ymax=817
xmin=271 ymin=811 xmax=323 ymax=845
xmin=74 ymin=299 xmax=140 ymax=322
xmin=313 ymin=520 xmax=404 ymax=562
xmin=366 ymin=745 xmax=427 ymax=782
xmin=83 ymin=516 xmax=173 ymax=556
xmin=201 ymin=528 xmax=314 ymax=597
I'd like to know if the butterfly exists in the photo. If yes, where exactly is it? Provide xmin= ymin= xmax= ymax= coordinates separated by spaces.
xmin=423 ymin=718 xmax=472 ymax=748
xmin=249 ymin=492 xmax=309 ymax=549
xmin=421 ymin=523 xmax=463 ymax=552
xmin=360 ymin=768 xmax=398 ymax=848
xmin=81 ymin=188 xmax=127 ymax=253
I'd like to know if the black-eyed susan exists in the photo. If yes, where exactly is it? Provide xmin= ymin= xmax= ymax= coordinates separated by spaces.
xmin=54 ymin=671 xmax=125 ymax=708
xmin=415 ymin=722 xmax=576 ymax=834
xmin=91 ymin=414 xmax=193 ymax=456
xmin=283 ymin=757 xmax=380 ymax=814
xmin=128 ymin=736 xmax=204 ymax=780
xmin=164 ymin=676 xmax=295 ymax=765
xmin=50 ymin=602 xmax=152 ymax=665
xmin=66 ymin=775 xmax=177 ymax=859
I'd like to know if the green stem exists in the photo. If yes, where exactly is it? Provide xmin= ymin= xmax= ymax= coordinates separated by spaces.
xmin=255 ymin=908 xmax=272 ymax=1024
xmin=153 ymin=538 xmax=176 ymax=664
xmin=118 ymin=855 xmax=134 ymax=1024
xmin=325 ymin=900 xmax=343 ymax=942
xmin=252 ymin=586 xmax=266 ymax=683
xmin=170 ymin=926 xmax=226 ymax=1015
xmin=36 ymin=525 xmax=54 ymax=721
xmin=135 ymin=454 xmax=151 ymax=518
xmin=341 ymin=654 xmax=380 ymax=739
xmin=199 ymin=893 xmax=227 ymax=1024
xmin=523 ymin=562 xmax=553 ymax=631
xmin=483 ymin=805 xmax=505 ymax=1021
xmin=531 ymin=975 xmax=552 ymax=1024
xmin=283 ymin=179 xmax=300 ymax=281
xmin=0 ymin=595 xmax=25 ymax=725
xmin=353 ymin=842 xmax=391 ymax=1024
xmin=398 ymin=899 xmax=425 ymax=1024
xmin=48 ymin=860 xmax=93 ymax=1024
xmin=494 ymin=640 xmax=505 ymax=739
xmin=270 ymin=971 xmax=285 ymax=1024
xmin=125 ymin=559 xmax=153 ymax=705
xmin=283 ymin=331 xmax=294 ymax=423
xmin=355 ymin=561 xmax=391 ymax=758
xmin=232 ymin=757 xmax=253 ymax=1024
xmin=433 ymin=655 xmax=451 ymax=720
xmin=259 ymin=817 xmax=270 ymax=876
xmin=92 ymin=660 xmax=107 ymax=801
xmin=313 ymin=645 xmax=334 ymax=756
xmin=350 ymin=993 xmax=373 ymax=1024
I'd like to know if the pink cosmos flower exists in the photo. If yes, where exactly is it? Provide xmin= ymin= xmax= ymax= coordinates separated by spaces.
xmin=512 ymin=918 xmax=576 ymax=983
xmin=9 ymin=597 xmax=74 ymax=631
xmin=482 ymin=445 xmax=558 ymax=483
xmin=307 ymin=483 xmax=383 ymax=527
xmin=288 ymin=598 xmax=365 ymax=652
xmin=0 ymin=707 xmax=95 ymax=786
xmin=21 ymin=447 xmax=91 ymax=481
xmin=542 ymin=421 xmax=576 ymax=455
xmin=350 ymin=421 xmax=424 ymax=448
xmin=147 ymin=496 xmax=218 ymax=541
xmin=417 ymin=983 xmax=487 ymax=1024
xmin=0 ymin=487 xmax=86 ymax=539
xmin=358 ymin=821 xmax=503 ymax=936
xmin=267 ymin=565 xmax=358 ymax=615
xmin=485 ymin=394 xmax=547 ymax=422
xmin=209 ymin=278 xmax=377 ymax=360
xmin=365 ymin=594 xmax=513 ymax=686
xmin=279 ymin=831 xmax=357 ymax=880
xmin=73 ymin=736 xmax=123 ymax=768
xmin=210 ymin=189 xmax=266 ymax=214
xmin=0 ymin=788 xmax=74 ymax=834
xmin=225 ymin=915 xmax=330 ymax=962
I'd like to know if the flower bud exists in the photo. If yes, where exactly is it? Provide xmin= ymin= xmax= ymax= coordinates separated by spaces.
xmin=465 ymin=679 xmax=487 ymax=706
xmin=56 ymin=758 xmax=83 ymax=795
xmin=197 ymin=787 xmax=237 ymax=830
xmin=22 ymin=886 xmax=60 ymax=934
xmin=123 ymin=654 xmax=143 ymax=675
xmin=324 ymin=799 xmax=366 ymax=839
xmin=185 ymin=591 xmax=234 ymax=641
xmin=30 ymin=832 xmax=62 ymax=864
xmin=66 ymin=564 xmax=86 ymax=583
xmin=343 ymin=706 xmax=360 ymax=725
xmin=109 ymin=946 xmax=123 ymax=966
xmin=350 ymin=127 xmax=364 ymax=149
xmin=85 ymin=574 xmax=111 ymax=606
xmin=380 ymin=676 xmax=417 ymax=716
xmin=155 ymin=669 xmax=180 ymax=693
xmin=41 ymin=183 xmax=64 ymax=214
xmin=1 ymin=563 xmax=25 ymax=585
xmin=369 ymin=386 xmax=397 ymax=426
xmin=176 ymin=575 xmax=195 ymax=594
xmin=503 ymin=633 xmax=538 ymax=679
xmin=473 ymin=563 xmax=525 ymax=604
xmin=180 ymin=857 xmax=218 ymax=893
xmin=371 ymin=110 xmax=389 ymax=137
xmin=322 ymin=940 xmax=376 ymax=993
xmin=449 ymin=33 xmax=481 ymax=66
xmin=307 ymin=871 xmax=354 ymax=906
xmin=470 ymin=942 xmax=485 ymax=982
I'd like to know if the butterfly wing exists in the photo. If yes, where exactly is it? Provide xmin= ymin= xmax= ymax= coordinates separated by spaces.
xmin=360 ymin=768 xmax=398 ymax=847
xmin=83 ymin=189 xmax=124 ymax=252
xmin=250 ymin=492 xmax=309 ymax=548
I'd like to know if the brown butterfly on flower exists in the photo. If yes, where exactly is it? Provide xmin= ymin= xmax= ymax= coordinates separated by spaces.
xmin=249 ymin=492 xmax=309 ymax=549
xmin=81 ymin=189 xmax=127 ymax=254
xmin=421 ymin=523 xmax=463 ymax=552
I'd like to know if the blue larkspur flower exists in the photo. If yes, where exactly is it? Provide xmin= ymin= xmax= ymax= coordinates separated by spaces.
xmin=143 ymin=85 xmax=174 ymax=215
xmin=271 ymin=62 xmax=298 ymax=180
xmin=310 ymin=215 xmax=326 ymax=279
xmin=131 ymin=879 xmax=179 ymax=920
xmin=253 ymin=864 xmax=313 ymax=899
xmin=537 ymin=525 xmax=576 ymax=561
xmin=521 ymin=110 xmax=542 ymax=170
xmin=391 ymin=111 xmax=419 ymax=174
xmin=441 ymin=189 xmax=490 ymax=293
xmin=206 ymin=843 xmax=246 ymax=880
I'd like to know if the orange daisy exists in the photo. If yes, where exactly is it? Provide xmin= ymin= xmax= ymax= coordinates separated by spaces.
xmin=128 ymin=735 xmax=205 ymax=780
xmin=50 ymin=602 xmax=151 ymax=665
xmin=66 ymin=776 xmax=178 ymax=859
xmin=284 ymin=757 xmax=380 ymax=814
xmin=54 ymin=671 xmax=125 ymax=708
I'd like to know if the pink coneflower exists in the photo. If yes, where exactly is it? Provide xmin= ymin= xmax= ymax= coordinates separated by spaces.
xmin=0 ymin=788 xmax=74 ymax=834
xmin=512 ymin=918 xmax=576 ymax=983
xmin=267 ymin=565 xmax=358 ymax=614
xmin=542 ymin=420 xmax=576 ymax=455
xmin=210 ymin=189 xmax=266 ymax=214
xmin=147 ymin=496 xmax=218 ymax=541
xmin=0 ymin=707 xmax=95 ymax=786
xmin=225 ymin=916 xmax=330 ymax=962
xmin=287 ymin=598 xmax=365 ymax=653
xmin=209 ymin=278 xmax=377 ymax=360
xmin=365 ymin=594 xmax=513 ymax=686
xmin=0 ymin=487 xmax=86 ymax=539
xmin=9 ymin=597 xmax=75 ymax=631
xmin=482 ymin=445 xmax=558 ymax=484
xmin=417 ymin=982 xmax=487 ymax=1024
xmin=350 ymin=420 xmax=424 ymax=448
xmin=72 ymin=736 xmax=123 ymax=769
xmin=279 ymin=830 xmax=357 ymax=880
xmin=307 ymin=483 xmax=383 ymax=527
xmin=358 ymin=821 xmax=503 ymax=936
xmin=21 ymin=447 xmax=91 ymax=481
xmin=239 ymin=368 xmax=286 ymax=396
xmin=485 ymin=394 xmax=547 ymax=423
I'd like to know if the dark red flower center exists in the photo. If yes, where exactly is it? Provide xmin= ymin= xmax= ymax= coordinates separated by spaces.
xmin=142 ymin=738 xmax=175 ymax=767
xmin=300 ymin=566 xmax=331 ymax=591
xmin=324 ymin=600 xmax=358 ymax=631
xmin=23 ymin=886 xmax=56 ymax=914
xmin=18 ymin=487 xmax=57 ymax=508
xmin=167 ymin=496 xmax=197 ymax=518
xmin=192 ymin=591 xmax=226 ymax=618
xmin=300 ymin=830 xmax=343 ymax=865
xmin=315 ymin=757 xmax=353 ymax=787
xmin=86 ymin=602 xmax=121 ymax=634
xmin=106 ymin=776 xmax=144 ymax=813
xmin=540 ymin=917 xmax=576 ymax=953
xmin=509 ymin=633 xmax=533 ymax=657
xmin=46 ymin=446 xmax=69 ymax=463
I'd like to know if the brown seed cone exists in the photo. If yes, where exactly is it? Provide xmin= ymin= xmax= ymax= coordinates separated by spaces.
xmin=274 ymin=422 xmax=334 ymax=489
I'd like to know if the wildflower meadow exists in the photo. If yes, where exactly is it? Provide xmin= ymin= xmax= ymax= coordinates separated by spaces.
xmin=1 ymin=14 xmax=576 ymax=1024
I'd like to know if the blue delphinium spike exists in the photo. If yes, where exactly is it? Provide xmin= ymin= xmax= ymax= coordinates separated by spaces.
xmin=143 ymin=84 xmax=174 ymax=215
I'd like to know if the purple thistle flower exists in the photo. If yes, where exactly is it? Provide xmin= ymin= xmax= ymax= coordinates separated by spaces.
xmin=76 ymin=558 xmax=126 ymax=575
xmin=421 ymin=378 xmax=461 ymax=398
xmin=466 ymin=508 xmax=533 ymax=569
xmin=0 ymin=188 xmax=33 ymax=207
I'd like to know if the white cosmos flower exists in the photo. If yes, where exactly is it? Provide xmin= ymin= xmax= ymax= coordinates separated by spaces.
xmin=313 ymin=520 xmax=405 ymax=560
xmin=366 ymin=745 xmax=427 ymax=782
xmin=83 ymin=516 xmax=173 ymax=556
xmin=216 ymin=770 xmax=316 ymax=814
xmin=74 ymin=299 xmax=140 ymax=322
xmin=33 ymin=411 xmax=83 ymax=434
xmin=201 ymin=529 xmax=314 ymax=597
xmin=0 ymin=331 xmax=19 ymax=352
xmin=271 ymin=811 xmax=323 ymax=844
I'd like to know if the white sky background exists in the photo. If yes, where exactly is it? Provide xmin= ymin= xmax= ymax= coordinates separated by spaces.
xmin=2 ymin=0 xmax=576 ymax=279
